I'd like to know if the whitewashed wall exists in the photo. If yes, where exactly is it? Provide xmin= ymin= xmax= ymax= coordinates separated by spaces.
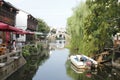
xmin=16 ymin=10 xmax=28 ymax=30
xmin=14 ymin=10 xmax=28 ymax=42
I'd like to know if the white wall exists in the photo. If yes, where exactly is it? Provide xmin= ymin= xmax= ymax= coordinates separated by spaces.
xmin=15 ymin=10 xmax=28 ymax=42
xmin=16 ymin=10 xmax=28 ymax=30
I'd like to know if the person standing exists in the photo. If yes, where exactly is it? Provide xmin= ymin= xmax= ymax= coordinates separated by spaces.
xmin=12 ymin=40 xmax=16 ymax=51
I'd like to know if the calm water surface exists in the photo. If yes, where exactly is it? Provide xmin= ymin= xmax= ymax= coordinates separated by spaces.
xmin=6 ymin=40 xmax=120 ymax=80
xmin=33 ymin=48 xmax=72 ymax=80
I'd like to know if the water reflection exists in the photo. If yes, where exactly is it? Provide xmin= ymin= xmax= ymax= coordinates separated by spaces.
xmin=66 ymin=60 xmax=120 ymax=80
xmin=6 ymin=49 xmax=50 ymax=80
xmin=6 ymin=40 xmax=120 ymax=80
xmin=33 ymin=48 xmax=71 ymax=80
xmin=71 ymin=63 xmax=87 ymax=74
xmin=49 ymin=40 xmax=66 ymax=50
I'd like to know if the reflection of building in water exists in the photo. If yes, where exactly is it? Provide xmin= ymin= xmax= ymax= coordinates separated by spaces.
xmin=49 ymin=40 xmax=66 ymax=50
xmin=49 ymin=51 xmax=53 ymax=55
xmin=56 ymin=40 xmax=65 ymax=49
xmin=49 ymin=43 xmax=56 ymax=50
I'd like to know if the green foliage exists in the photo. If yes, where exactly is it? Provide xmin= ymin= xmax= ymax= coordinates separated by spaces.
xmin=29 ymin=45 xmax=38 ymax=53
xmin=37 ymin=18 xmax=50 ymax=33
xmin=67 ymin=0 xmax=120 ymax=56
xmin=22 ymin=45 xmax=31 ymax=57
xmin=37 ymin=43 xmax=42 ymax=49
xmin=22 ymin=43 xmax=42 ymax=57
xmin=51 ymin=28 xmax=56 ymax=34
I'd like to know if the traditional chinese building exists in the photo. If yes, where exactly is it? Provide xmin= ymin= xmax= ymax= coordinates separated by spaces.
xmin=15 ymin=10 xmax=38 ymax=43
xmin=0 ymin=1 xmax=26 ymax=80
xmin=0 ymin=0 xmax=18 ymax=43
xmin=26 ymin=14 xmax=38 ymax=42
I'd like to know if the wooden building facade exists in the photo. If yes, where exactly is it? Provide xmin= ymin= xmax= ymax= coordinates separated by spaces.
xmin=0 ymin=0 xmax=18 ymax=43
xmin=26 ymin=14 xmax=38 ymax=42
xmin=0 ymin=0 xmax=18 ymax=26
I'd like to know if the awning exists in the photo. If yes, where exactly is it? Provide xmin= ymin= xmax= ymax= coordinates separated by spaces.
xmin=14 ymin=29 xmax=28 ymax=34
xmin=27 ymin=31 xmax=35 ymax=35
xmin=0 ymin=22 xmax=20 ymax=32
xmin=34 ymin=32 xmax=43 ymax=35
xmin=14 ymin=29 xmax=35 ymax=35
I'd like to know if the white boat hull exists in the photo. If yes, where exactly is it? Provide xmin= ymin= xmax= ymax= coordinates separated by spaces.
xmin=70 ymin=55 xmax=98 ymax=69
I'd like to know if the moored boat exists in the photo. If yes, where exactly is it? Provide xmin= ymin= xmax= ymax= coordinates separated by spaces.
xmin=70 ymin=54 xmax=98 ymax=69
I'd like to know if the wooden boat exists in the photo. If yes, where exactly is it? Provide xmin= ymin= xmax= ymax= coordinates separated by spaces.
xmin=70 ymin=55 xmax=98 ymax=69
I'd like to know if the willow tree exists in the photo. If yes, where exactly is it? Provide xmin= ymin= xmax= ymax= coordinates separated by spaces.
xmin=67 ymin=2 xmax=91 ymax=55
xmin=67 ymin=0 xmax=120 ymax=55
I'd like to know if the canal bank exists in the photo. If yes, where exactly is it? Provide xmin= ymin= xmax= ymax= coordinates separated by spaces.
xmin=5 ymin=41 xmax=49 ymax=80
xmin=0 ymin=40 xmax=46 ymax=80
xmin=6 ymin=45 xmax=50 ymax=80
xmin=0 ymin=50 xmax=26 ymax=80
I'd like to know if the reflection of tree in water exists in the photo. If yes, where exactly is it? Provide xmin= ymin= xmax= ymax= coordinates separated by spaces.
xmin=6 ymin=49 xmax=50 ymax=80
xmin=65 ymin=60 xmax=120 ymax=80
xmin=95 ymin=66 xmax=120 ymax=80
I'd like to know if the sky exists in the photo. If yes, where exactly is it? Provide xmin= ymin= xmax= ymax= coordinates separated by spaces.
xmin=5 ymin=0 xmax=85 ymax=28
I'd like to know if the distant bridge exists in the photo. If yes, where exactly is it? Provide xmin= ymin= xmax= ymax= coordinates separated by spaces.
xmin=47 ymin=32 xmax=70 ymax=41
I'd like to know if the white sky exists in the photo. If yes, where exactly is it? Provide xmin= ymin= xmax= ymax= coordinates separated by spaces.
xmin=5 ymin=0 xmax=85 ymax=28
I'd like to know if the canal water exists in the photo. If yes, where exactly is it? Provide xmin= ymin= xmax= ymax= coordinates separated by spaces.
xmin=33 ymin=48 xmax=71 ymax=80
xmin=6 ymin=40 xmax=120 ymax=80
